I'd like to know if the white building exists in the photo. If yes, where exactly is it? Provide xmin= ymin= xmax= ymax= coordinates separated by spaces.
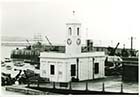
xmin=40 ymin=14 xmax=106 ymax=83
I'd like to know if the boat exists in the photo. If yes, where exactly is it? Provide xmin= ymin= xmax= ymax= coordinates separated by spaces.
xmin=10 ymin=37 xmax=65 ymax=69
xmin=14 ymin=62 xmax=25 ymax=67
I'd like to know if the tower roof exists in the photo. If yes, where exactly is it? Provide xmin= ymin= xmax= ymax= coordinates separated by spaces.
xmin=66 ymin=11 xmax=81 ymax=24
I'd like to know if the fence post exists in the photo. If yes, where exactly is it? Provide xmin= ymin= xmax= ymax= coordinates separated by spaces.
xmin=86 ymin=81 xmax=88 ymax=91
xmin=37 ymin=79 xmax=40 ymax=88
xmin=121 ymin=83 xmax=123 ymax=93
xmin=102 ymin=82 xmax=105 ymax=92
xmin=69 ymin=82 xmax=72 ymax=90
xmin=53 ymin=82 xmax=55 ymax=89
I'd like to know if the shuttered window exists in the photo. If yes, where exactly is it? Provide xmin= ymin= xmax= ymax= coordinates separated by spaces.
xmin=71 ymin=64 xmax=76 ymax=76
xmin=50 ymin=65 xmax=55 ymax=75
xmin=95 ymin=63 xmax=99 ymax=74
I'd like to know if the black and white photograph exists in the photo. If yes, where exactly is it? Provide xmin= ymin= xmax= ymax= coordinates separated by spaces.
xmin=0 ymin=0 xmax=139 ymax=95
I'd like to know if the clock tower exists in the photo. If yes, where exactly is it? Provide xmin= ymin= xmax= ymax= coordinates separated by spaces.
xmin=66 ymin=11 xmax=81 ymax=56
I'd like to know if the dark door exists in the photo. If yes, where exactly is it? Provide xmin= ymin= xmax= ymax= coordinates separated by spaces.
xmin=71 ymin=64 xmax=76 ymax=76
xmin=95 ymin=63 xmax=99 ymax=74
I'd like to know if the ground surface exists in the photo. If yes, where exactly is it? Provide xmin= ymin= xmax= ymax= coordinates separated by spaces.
xmin=31 ymin=76 xmax=138 ymax=93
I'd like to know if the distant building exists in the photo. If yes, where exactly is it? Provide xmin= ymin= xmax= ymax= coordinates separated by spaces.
xmin=40 ymin=14 xmax=106 ymax=83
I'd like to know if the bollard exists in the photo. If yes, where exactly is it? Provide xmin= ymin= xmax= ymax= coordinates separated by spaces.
xmin=86 ymin=81 xmax=88 ymax=91
xmin=27 ymin=78 xmax=30 ymax=87
xmin=102 ymin=83 xmax=105 ymax=92
xmin=27 ymin=81 xmax=30 ymax=87
xmin=121 ymin=83 xmax=123 ymax=93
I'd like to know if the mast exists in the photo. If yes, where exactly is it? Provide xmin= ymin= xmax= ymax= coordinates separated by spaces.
xmin=131 ymin=36 xmax=133 ymax=51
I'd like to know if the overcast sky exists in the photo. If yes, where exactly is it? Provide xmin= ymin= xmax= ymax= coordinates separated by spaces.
xmin=0 ymin=0 xmax=140 ymax=49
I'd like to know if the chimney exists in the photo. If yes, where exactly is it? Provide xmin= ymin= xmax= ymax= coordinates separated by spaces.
xmin=86 ymin=39 xmax=93 ymax=52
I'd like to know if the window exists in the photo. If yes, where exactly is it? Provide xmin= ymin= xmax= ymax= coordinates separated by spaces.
xmin=77 ymin=28 xmax=80 ymax=35
xmin=95 ymin=63 xmax=99 ymax=74
xmin=50 ymin=65 xmax=55 ymax=75
xmin=68 ymin=27 xmax=72 ymax=35
xmin=71 ymin=64 xmax=76 ymax=76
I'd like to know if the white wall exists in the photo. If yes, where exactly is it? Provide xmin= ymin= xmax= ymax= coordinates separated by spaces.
xmin=40 ymin=56 xmax=105 ymax=82
xmin=40 ymin=58 xmax=48 ymax=78
xmin=79 ymin=58 xmax=93 ymax=80
xmin=40 ymin=58 xmax=72 ymax=82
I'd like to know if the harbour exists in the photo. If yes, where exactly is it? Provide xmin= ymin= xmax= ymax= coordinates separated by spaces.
xmin=1 ymin=0 xmax=139 ymax=95
xmin=1 ymin=16 xmax=139 ymax=94
xmin=1 ymin=35 xmax=139 ymax=95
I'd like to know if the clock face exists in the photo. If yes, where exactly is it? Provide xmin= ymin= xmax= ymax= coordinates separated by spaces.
xmin=67 ymin=38 xmax=72 ymax=45
xmin=76 ymin=38 xmax=81 ymax=45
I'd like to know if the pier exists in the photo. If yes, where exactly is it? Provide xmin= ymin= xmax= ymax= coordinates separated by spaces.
xmin=4 ymin=75 xmax=138 ymax=95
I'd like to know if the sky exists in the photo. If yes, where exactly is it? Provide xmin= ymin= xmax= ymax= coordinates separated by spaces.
xmin=0 ymin=0 xmax=140 ymax=49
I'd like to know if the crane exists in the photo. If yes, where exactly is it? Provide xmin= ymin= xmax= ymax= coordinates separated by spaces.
xmin=26 ymin=40 xmax=31 ymax=46
xmin=45 ymin=35 xmax=54 ymax=50
xmin=113 ymin=42 xmax=120 ymax=55
xmin=108 ymin=42 xmax=120 ymax=56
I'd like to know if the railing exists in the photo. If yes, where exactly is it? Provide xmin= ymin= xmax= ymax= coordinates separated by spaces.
xmin=27 ymin=80 xmax=138 ymax=95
